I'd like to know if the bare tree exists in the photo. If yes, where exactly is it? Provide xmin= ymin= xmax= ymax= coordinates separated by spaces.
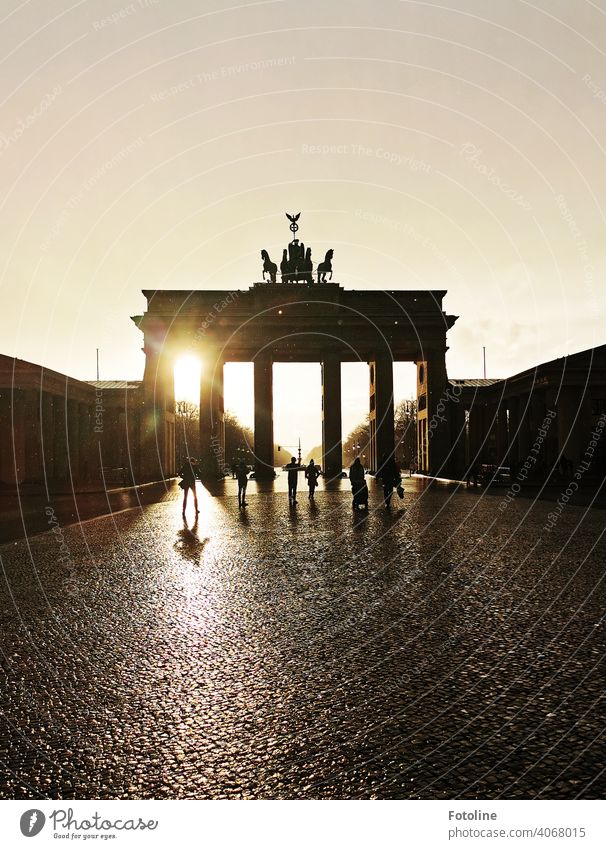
xmin=341 ymin=399 xmax=417 ymax=470
xmin=224 ymin=411 xmax=254 ymax=469
xmin=394 ymin=398 xmax=417 ymax=466
xmin=175 ymin=400 xmax=199 ymax=462
xmin=343 ymin=415 xmax=371 ymax=468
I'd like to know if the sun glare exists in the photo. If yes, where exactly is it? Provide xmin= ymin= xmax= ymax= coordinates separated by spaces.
xmin=174 ymin=355 xmax=201 ymax=405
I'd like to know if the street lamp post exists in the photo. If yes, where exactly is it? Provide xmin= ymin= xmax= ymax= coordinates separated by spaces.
xmin=278 ymin=438 xmax=302 ymax=465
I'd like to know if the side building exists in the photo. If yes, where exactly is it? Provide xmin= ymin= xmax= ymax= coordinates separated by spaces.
xmin=0 ymin=355 xmax=175 ymax=490
xmin=446 ymin=345 xmax=606 ymax=481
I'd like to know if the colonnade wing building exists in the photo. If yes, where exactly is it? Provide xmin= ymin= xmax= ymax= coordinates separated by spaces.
xmin=447 ymin=346 xmax=606 ymax=479
xmin=0 ymin=354 xmax=142 ymax=489
xmin=132 ymin=284 xmax=457 ymax=480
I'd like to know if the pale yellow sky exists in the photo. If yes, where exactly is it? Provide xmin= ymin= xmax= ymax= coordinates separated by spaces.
xmin=1 ymin=0 xmax=605 ymax=447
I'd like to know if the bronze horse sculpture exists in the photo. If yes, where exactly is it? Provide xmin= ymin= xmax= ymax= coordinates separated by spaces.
xmin=317 ymin=249 xmax=334 ymax=283
xmin=261 ymin=249 xmax=277 ymax=283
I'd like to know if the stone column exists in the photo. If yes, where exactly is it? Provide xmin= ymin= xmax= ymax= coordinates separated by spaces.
xmin=496 ymin=402 xmax=509 ymax=466
xmin=576 ymin=389 xmax=593 ymax=458
xmin=467 ymin=394 xmax=483 ymax=469
xmin=23 ymin=389 xmax=43 ymax=483
xmin=417 ymin=418 xmax=426 ymax=472
xmin=0 ymin=389 xmax=12 ymax=485
xmin=482 ymin=400 xmax=497 ymax=463
xmin=253 ymin=353 xmax=274 ymax=478
xmin=78 ymin=402 xmax=91 ymax=481
xmin=557 ymin=387 xmax=583 ymax=465
xmin=517 ymin=392 xmax=531 ymax=460
xmin=199 ymin=355 xmax=225 ymax=477
xmin=8 ymin=390 xmax=26 ymax=484
xmin=90 ymin=385 xmax=105 ymax=488
xmin=41 ymin=393 xmax=55 ymax=482
xmin=542 ymin=389 xmax=559 ymax=473
xmin=141 ymin=327 xmax=174 ymax=481
xmin=128 ymin=399 xmax=141 ymax=485
xmin=67 ymin=398 xmax=79 ymax=483
xmin=507 ymin=395 xmax=520 ymax=469
xmin=368 ymin=356 xmax=394 ymax=473
xmin=53 ymin=396 xmax=68 ymax=483
xmin=425 ymin=350 xmax=450 ymax=476
xmin=142 ymin=350 xmax=163 ymax=481
xmin=214 ymin=359 xmax=225 ymax=475
xmin=321 ymin=355 xmax=342 ymax=478
xmin=163 ymin=354 xmax=176 ymax=479
xmin=447 ymin=390 xmax=467 ymax=480
xmin=529 ymin=389 xmax=545 ymax=433
xmin=3 ymin=389 xmax=26 ymax=485
xmin=528 ymin=390 xmax=547 ymax=478
xmin=416 ymin=361 xmax=428 ymax=472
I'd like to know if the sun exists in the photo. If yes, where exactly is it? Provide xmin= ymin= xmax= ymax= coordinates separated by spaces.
xmin=174 ymin=355 xmax=201 ymax=405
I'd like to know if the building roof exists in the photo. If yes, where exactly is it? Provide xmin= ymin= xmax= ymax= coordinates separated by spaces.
xmin=455 ymin=345 xmax=606 ymax=382
xmin=88 ymin=380 xmax=141 ymax=390
xmin=449 ymin=378 xmax=503 ymax=387
xmin=0 ymin=354 xmax=95 ymax=401
xmin=450 ymin=345 xmax=606 ymax=395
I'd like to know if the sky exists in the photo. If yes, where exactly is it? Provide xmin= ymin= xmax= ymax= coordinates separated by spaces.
xmin=1 ymin=0 xmax=605 ymax=450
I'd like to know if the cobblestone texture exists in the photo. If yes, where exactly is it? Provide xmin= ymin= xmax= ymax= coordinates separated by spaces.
xmin=0 ymin=479 xmax=604 ymax=799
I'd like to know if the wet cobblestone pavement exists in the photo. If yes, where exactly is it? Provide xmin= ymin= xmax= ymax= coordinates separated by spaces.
xmin=1 ymin=478 xmax=604 ymax=799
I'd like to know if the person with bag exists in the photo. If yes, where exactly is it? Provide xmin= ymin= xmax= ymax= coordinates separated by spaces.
xmin=304 ymin=459 xmax=321 ymax=500
xmin=178 ymin=457 xmax=200 ymax=518
xmin=376 ymin=451 xmax=401 ymax=509
xmin=349 ymin=457 xmax=368 ymax=510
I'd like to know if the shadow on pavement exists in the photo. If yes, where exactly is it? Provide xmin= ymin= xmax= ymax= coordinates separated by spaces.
xmin=0 ymin=480 xmax=177 ymax=545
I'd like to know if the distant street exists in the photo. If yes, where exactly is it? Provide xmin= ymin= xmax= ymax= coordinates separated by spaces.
xmin=0 ymin=477 xmax=604 ymax=799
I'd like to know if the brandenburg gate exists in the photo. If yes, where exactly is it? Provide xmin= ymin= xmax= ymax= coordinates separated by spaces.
xmin=132 ymin=215 xmax=458 ymax=481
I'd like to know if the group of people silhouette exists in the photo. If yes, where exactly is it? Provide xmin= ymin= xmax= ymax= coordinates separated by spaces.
xmin=283 ymin=457 xmax=322 ymax=505
xmin=178 ymin=451 xmax=404 ymax=518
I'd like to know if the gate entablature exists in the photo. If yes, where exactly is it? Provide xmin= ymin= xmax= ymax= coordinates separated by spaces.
xmin=133 ymin=287 xmax=456 ymax=361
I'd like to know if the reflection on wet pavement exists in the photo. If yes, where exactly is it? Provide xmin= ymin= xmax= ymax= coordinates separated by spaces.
xmin=0 ymin=478 xmax=604 ymax=799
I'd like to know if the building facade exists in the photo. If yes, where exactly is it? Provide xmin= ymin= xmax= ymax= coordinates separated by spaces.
xmin=447 ymin=346 xmax=606 ymax=481
xmin=0 ymin=355 xmax=145 ymax=490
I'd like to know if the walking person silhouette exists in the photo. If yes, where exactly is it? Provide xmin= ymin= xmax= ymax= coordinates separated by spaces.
xmin=285 ymin=456 xmax=299 ymax=505
xmin=178 ymin=457 xmax=200 ymax=518
xmin=349 ymin=456 xmax=368 ymax=510
xmin=376 ymin=451 xmax=400 ymax=509
xmin=237 ymin=459 xmax=249 ymax=508
xmin=305 ymin=459 xmax=321 ymax=499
